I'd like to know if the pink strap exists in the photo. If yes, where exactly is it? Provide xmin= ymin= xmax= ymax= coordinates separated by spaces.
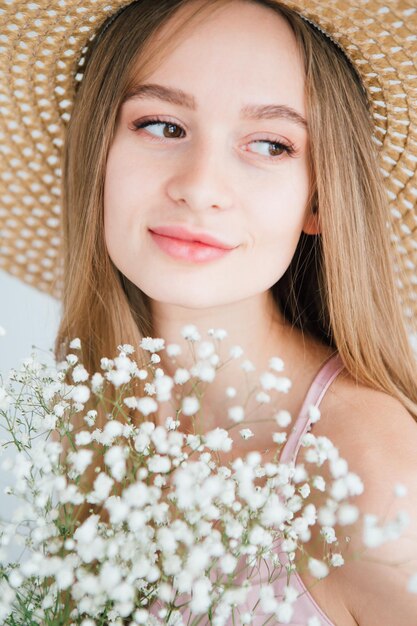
xmin=279 ymin=353 xmax=345 ymax=465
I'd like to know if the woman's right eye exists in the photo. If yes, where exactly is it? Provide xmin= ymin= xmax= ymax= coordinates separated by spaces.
xmin=131 ymin=117 xmax=185 ymax=141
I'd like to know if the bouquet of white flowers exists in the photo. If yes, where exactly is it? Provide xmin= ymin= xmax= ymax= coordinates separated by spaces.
xmin=0 ymin=324 xmax=413 ymax=626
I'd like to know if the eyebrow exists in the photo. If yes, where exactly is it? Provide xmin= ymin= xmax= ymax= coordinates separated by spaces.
xmin=122 ymin=83 xmax=308 ymax=130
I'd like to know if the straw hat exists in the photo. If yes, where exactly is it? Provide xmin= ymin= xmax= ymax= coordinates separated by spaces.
xmin=0 ymin=0 xmax=416 ymax=312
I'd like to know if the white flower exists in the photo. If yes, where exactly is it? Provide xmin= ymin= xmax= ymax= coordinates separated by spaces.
xmin=274 ymin=410 xmax=292 ymax=427
xmin=166 ymin=343 xmax=182 ymax=357
xmin=298 ymin=482 xmax=310 ymax=498
xmin=312 ymin=475 xmax=326 ymax=491
xmin=68 ymin=449 xmax=93 ymax=476
xmin=345 ymin=472 xmax=364 ymax=496
xmin=66 ymin=354 xmax=78 ymax=366
xmin=74 ymin=514 xmax=100 ymax=544
xmin=337 ymin=503 xmax=359 ymax=525
xmin=307 ymin=617 xmax=323 ymax=626
xmin=123 ymin=396 xmax=137 ymax=409
xmin=228 ymin=405 xmax=244 ymax=423
xmin=144 ymin=382 xmax=156 ymax=395
xmin=86 ymin=472 xmax=114 ymax=504
xmin=69 ymin=337 xmax=81 ymax=349
xmin=220 ymin=554 xmax=237 ymax=574
xmin=329 ymin=457 xmax=348 ymax=478
xmin=137 ymin=396 xmax=158 ymax=416
xmin=148 ymin=455 xmax=171 ymax=473
xmin=320 ymin=526 xmax=337 ymax=543
xmin=256 ymin=391 xmax=271 ymax=403
xmin=140 ymin=337 xmax=165 ymax=352
xmin=105 ymin=495 xmax=130 ymax=525
xmin=133 ymin=609 xmax=150 ymax=624
xmin=226 ymin=386 xmax=237 ymax=398
xmin=229 ymin=345 xmax=244 ymax=359
xmin=269 ymin=356 xmax=284 ymax=371
xmin=99 ymin=561 xmax=122 ymax=592
xmin=275 ymin=376 xmax=292 ymax=393
xmin=70 ymin=384 xmax=90 ymax=404
xmin=155 ymin=375 xmax=174 ymax=402
xmin=190 ymin=361 xmax=216 ymax=382
xmin=276 ymin=601 xmax=294 ymax=624
xmin=318 ymin=505 xmax=336 ymax=527
xmin=106 ymin=368 xmax=131 ymax=387
xmin=259 ymin=371 xmax=281 ymax=390
xmin=272 ymin=431 xmax=287 ymax=445
xmin=91 ymin=372 xmax=104 ymax=393
xmin=308 ymin=405 xmax=321 ymax=423
xmin=151 ymin=353 xmax=160 ymax=364
xmin=330 ymin=553 xmax=344 ymax=567
xmin=100 ymin=357 xmax=113 ymax=370
xmin=189 ymin=576 xmax=212 ymax=613
xmin=182 ymin=396 xmax=199 ymax=416
xmin=308 ymin=557 xmax=329 ymax=579
xmin=302 ymin=503 xmax=317 ymax=526
xmin=84 ymin=409 xmax=97 ymax=426
xmin=239 ymin=428 xmax=253 ymax=440
xmin=394 ymin=482 xmax=408 ymax=497
xmin=102 ymin=420 xmax=124 ymax=444
xmin=75 ymin=431 xmax=92 ymax=446
xmin=196 ymin=341 xmax=215 ymax=359
xmin=241 ymin=359 xmax=255 ymax=372
xmin=204 ymin=428 xmax=233 ymax=452
xmin=260 ymin=493 xmax=288 ymax=526
xmin=259 ymin=585 xmax=278 ymax=612
xmin=208 ymin=328 xmax=228 ymax=340
xmin=72 ymin=364 xmax=89 ymax=383
xmin=181 ymin=324 xmax=201 ymax=342
xmin=174 ymin=368 xmax=190 ymax=384
xmin=134 ymin=431 xmax=151 ymax=454
xmin=104 ymin=445 xmax=127 ymax=481
xmin=56 ymin=564 xmax=74 ymax=589
xmin=330 ymin=478 xmax=348 ymax=501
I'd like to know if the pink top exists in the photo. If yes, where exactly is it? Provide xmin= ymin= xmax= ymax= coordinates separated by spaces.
xmin=150 ymin=353 xmax=345 ymax=625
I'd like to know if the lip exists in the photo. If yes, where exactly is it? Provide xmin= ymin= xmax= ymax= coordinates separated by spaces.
xmin=149 ymin=225 xmax=236 ymax=250
xmin=149 ymin=227 xmax=236 ymax=264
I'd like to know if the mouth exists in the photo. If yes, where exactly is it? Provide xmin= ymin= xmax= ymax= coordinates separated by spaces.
xmin=148 ymin=229 xmax=236 ymax=263
xmin=148 ymin=225 xmax=236 ymax=250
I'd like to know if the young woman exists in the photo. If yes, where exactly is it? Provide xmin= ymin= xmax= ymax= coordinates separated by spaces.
xmin=1 ymin=0 xmax=417 ymax=623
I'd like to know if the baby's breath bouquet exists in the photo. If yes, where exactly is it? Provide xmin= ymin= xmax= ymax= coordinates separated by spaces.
xmin=0 ymin=324 xmax=413 ymax=626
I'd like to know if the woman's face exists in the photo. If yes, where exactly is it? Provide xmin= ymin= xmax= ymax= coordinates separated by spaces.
xmin=104 ymin=0 xmax=313 ymax=309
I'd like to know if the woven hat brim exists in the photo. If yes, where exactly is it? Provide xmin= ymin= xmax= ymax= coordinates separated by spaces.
xmin=0 ymin=0 xmax=416 ymax=315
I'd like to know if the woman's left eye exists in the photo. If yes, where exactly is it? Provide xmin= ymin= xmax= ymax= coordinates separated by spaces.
xmin=131 ymin=117 xmax=295 ymax=159
xmin=132 ymin=118 xmax=185 ymax=139
xmin=248 ymin=139 xmax=295 ymax=159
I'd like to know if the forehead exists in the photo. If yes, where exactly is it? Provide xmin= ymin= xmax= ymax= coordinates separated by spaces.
xmin=128 ymin=0 xmax=306 ymax=117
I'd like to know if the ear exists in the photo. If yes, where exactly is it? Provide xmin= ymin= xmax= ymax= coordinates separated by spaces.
xmin=302 ymin=206 xmax=321 ymax=235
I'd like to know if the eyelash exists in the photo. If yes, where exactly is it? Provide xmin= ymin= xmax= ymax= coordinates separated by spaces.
xmin=131 ymin=116 xmax=296 ymax=159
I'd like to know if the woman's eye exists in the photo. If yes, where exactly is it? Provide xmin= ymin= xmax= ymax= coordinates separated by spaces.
xmin=132 ymin=118 xmax=185 ymax=139
xmin=247 ymin=139 xmax=294 ymax=159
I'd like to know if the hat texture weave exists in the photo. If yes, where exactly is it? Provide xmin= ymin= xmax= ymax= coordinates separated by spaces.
xmin=0 ymin=0 xmax=416 ymax=315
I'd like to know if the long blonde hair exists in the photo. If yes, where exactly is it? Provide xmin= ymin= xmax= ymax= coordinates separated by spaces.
xmin=55 ymin=0 xmax=417 ymax=452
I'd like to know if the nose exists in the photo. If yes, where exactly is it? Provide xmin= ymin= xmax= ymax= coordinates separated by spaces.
xmin=165 ymin=136 xmax=235 ymax=212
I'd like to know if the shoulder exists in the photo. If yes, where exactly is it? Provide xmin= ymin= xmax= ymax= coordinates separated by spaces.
xmin=312 ymin=373 xmax=417 ymax=625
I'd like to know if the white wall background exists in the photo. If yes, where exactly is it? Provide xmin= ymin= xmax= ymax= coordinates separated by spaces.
xmin=0 ymin=270 xmax=61 ymax=374
xmin=0 ymin=270 xmax=61 ymax=561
